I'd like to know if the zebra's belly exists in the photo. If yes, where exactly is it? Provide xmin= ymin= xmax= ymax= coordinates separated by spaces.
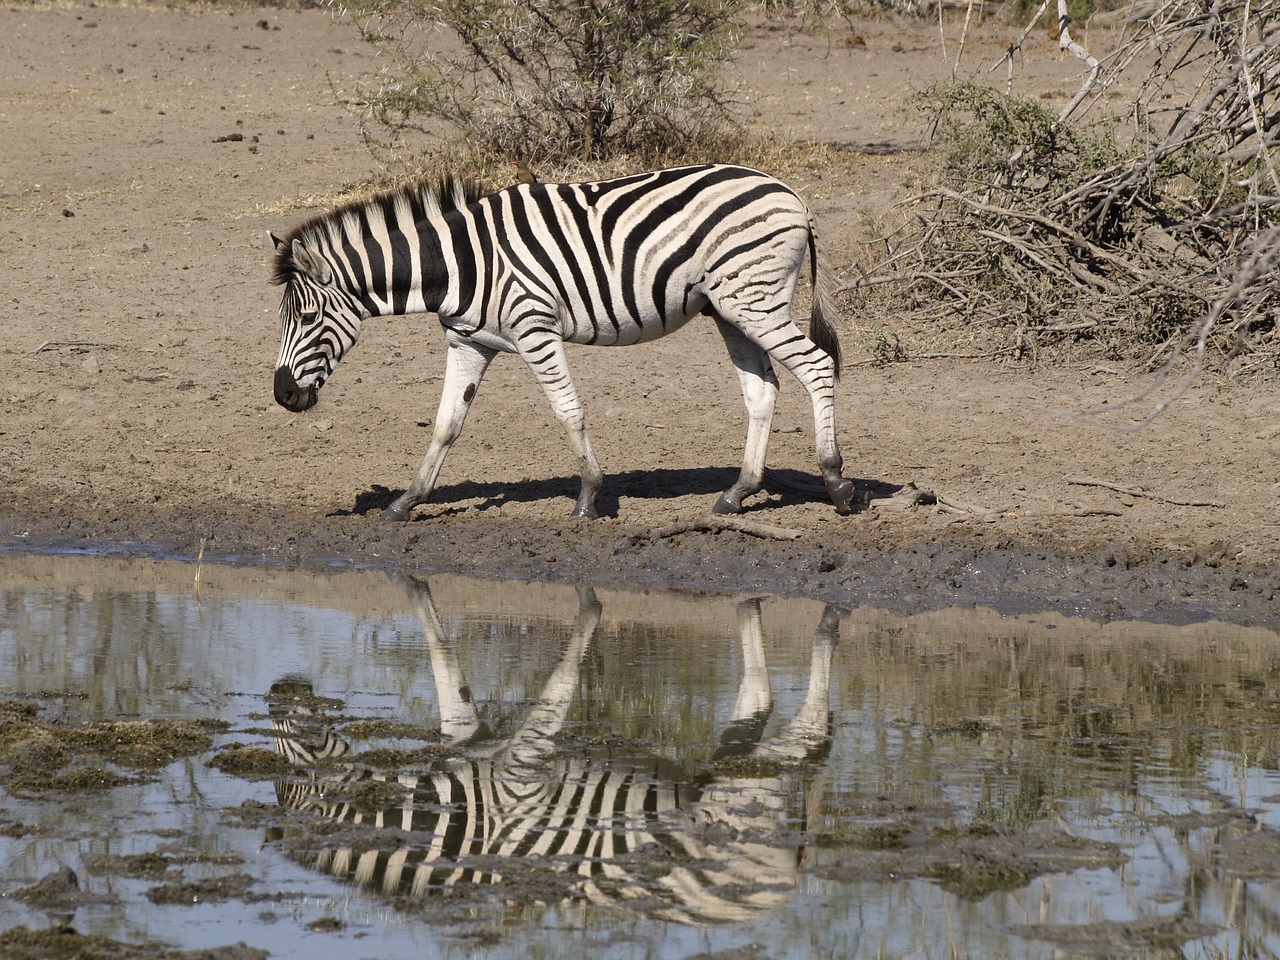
xmin=560 ymin=295 xmax=707 ymax=347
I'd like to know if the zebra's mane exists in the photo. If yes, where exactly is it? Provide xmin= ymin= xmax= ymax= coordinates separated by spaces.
xmin=271 ymin=175 xmax=487 ymax=285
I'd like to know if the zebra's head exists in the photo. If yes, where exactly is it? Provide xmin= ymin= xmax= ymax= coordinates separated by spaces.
xmin=270 ymin=232 xmax=367 ymax=413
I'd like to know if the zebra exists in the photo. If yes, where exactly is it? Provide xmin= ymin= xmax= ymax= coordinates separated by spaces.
xmin=266 ymin=577 xmax=839 ymax=924
xmin=270 ymin=163 xmax=857 ymax=521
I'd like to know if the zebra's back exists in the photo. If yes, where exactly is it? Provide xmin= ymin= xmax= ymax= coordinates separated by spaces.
xmin=462 ymin=164 xmax=813 ymax=346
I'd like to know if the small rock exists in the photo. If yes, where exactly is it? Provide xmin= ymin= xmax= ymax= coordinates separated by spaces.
xmin=81 ymin=356 xmax=101 ymax=376
xmin=313 ymin=419 xmax=333 ymax=433
xmin=23 ymin=867 xmax=79 ymax=897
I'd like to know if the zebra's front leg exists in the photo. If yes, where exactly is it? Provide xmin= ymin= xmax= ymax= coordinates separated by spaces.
xmin=382 ymin=338 xmax=497 ymax=523
xmin=712 ymin=319 xmax=780 ymax=515
xmin=391 ymin=572 xmax=490 ymax=745
xmin=517 ymin=330 xmax=604 ymax=518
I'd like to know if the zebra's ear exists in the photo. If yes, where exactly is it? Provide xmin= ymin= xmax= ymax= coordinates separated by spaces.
xmin=290 ymin=238 xmax=332 ymax=285
xmin=269 ymin=231 xmax=289 ymax=257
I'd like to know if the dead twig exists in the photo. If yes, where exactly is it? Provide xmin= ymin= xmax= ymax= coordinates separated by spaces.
xmin=1002 ymin=507 xmax=1124 ymax=518
xmin=867 ymin=481 xmax=938 ymax=511
xmin=34 ymin=340 xmax=109 ymax=353
xmin=649 ymin=516 xmax=803 ymax=541
xmin=936 ymin=493 xmax=996 ymax=515
xmin=867 ymin=480 xmax=1125 ymax=521
xmin=1052 ymin=0 xmax=1105 ymax=123
xmin=1065 ymin=475 xmax=1225 ymax=507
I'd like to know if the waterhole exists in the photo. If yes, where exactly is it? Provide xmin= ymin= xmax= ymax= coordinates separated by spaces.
xmin=1 ymin=553 xmax=1278 ymax=959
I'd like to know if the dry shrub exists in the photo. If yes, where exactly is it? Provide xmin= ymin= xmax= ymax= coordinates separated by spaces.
xmin=859 ymin=0 xmax=1280 ymax=390
xmin=336 ymin=0 xmax=745 ymax=165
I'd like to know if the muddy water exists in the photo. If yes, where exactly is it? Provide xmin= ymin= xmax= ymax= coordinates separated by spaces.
xmin=2 ymin=554 xmax=1280 ymax=960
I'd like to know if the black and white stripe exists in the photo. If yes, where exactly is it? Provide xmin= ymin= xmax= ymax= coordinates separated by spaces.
xmin=266 ymin=583 xmax=839 ymax=924
xmin=270 ymin=164 xmax=855 ymax=520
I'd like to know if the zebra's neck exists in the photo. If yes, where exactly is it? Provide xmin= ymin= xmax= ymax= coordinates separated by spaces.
xmin=308 ymin=185 xmax=465 ymax=320
xmin=343 ymin=213 xmax=454 ymax=320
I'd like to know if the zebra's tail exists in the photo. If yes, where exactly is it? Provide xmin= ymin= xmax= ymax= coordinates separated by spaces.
xmin=806 ymin=215 xmax=842 ymax=379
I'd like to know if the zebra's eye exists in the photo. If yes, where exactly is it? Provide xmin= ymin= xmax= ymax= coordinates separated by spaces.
xmin=300 ymin=311 xmax=319 ymax=327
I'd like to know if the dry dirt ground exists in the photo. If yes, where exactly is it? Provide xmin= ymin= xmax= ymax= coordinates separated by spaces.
xmin=1 ymin=2 xmax=1277 ymax=627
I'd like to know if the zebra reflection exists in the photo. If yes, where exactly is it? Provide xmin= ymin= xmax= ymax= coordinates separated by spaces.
xmin=267 ymin=579 xmax=838 ymax=924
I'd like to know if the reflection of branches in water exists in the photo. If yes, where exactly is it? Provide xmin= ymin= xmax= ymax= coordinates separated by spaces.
xmin=265 ymin=581 xmax=839 ymax=925
xmin=861 ymin=0 xmax=1279 ymax=417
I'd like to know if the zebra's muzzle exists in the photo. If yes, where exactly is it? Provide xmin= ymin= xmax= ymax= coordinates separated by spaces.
xmin=274 ymin=366 xmax=319 ymax=412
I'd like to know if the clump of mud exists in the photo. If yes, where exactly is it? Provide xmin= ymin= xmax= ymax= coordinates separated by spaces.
xmin=208 ymin=743 xmax=292 ymax=777
xmin=0 ymin=699 xmax=228 ymax=794
xmin=1011 ymin=916 xmax=1220 ymax=953
xmin=25 ymin=766 xmax=141 ymax=793
xmin=11 ymin=866 xmax=113 ymax=909
xmin=61 ymin=719 xmax=224 ymax=769
xmin=814 ymin=820 xmax=1126 ymax=900
xmin=146 ymin=873 xmax=257 ymax=906
xmin=0 ymin=925 xmax=267 ymax=960
xmin=341 ymin=718 xmax=439 ymax=741
xmin=83 ymin=851 xmax=181 ymax=880
xmin=4 ymin=867 xmax=269 ymax=959
xmin=335 ymin=744 xmax=452 ymax=769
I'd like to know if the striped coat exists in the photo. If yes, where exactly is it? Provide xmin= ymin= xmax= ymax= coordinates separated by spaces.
xmin=271 ymin=164 xmax=855 ymax=519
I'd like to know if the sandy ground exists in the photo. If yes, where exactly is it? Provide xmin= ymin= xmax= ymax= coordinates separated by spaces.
xmin=1 ymin=2 xmax=1277 ymax=626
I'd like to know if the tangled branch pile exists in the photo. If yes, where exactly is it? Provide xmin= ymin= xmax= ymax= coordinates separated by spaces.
xmin=870 ymin=0 xmax=1279 ymax=380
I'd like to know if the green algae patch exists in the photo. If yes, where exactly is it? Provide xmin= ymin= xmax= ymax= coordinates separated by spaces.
xmin=0 ymin=727 xmax=70 ymax=774
xmin=1011 ymin=916 xmax=1220 ymax=954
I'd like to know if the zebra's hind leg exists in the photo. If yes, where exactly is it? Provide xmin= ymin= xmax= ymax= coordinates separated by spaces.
xmin=711 ymin=318 xmax=780 ymax=515
xmin=713 ymin=300 xmax=855 ymax=514
xmin=777 ymin=338 xmax=854 ymax=514
xmin=382 ymin=338 xmax=497 ymax=523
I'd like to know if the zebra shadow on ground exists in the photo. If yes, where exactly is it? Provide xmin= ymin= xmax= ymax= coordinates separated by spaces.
xmin=336 ymin=469 xmax=900 ymax=519
xmin=264 ymin=576 xmax=842 ymax=925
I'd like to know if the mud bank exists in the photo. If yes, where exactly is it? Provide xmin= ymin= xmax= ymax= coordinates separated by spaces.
xmin=2 ymin=501 xmax=1274 ymax=628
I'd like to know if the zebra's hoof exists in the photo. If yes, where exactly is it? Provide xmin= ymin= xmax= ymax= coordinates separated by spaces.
xmin=712 ymin=493 xmax=743 ymax=515
xmin=380 ymin=503 xmax=411 ymax=523
xmin=828 ymin=478 xmax=856 ymax=515
xmin=570 ymin=503 xmax=599 ymax=520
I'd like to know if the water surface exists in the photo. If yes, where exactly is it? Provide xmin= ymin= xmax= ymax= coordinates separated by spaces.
xmin=2 ymin=554 xmax=1279 ymax=959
